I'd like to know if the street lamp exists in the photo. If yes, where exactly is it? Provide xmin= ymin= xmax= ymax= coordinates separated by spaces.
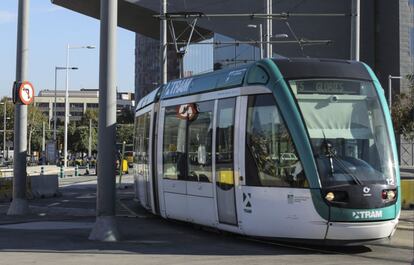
xmin=247 ymin=24 xmax=263 ymax=59
xmin=54 ymin=66 xmax=78 ymax=142
xmin=64 ymin=45 xmax=95 ymax=168
xmin=388 ymin=75 xmax=403 ymax=113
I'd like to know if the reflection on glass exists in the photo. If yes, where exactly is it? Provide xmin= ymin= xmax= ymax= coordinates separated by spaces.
xmin=246 ymin=95 xmax=306 ymax=187
xmin=163 ymin=107 xmax=187 ymax=180
xmin=216 ymin=98 xmax=236 ymax=186
xmin=135 ymin=113 xmax=151 ymax=178
xmin=187 ymin=101 xmax=214 ymax=182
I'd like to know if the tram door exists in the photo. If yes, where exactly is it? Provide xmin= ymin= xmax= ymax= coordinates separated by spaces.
xmin=215 ymin=98 xmax=238 ymax=225
xmin=135 ymin=108 xmax=153 ymax=211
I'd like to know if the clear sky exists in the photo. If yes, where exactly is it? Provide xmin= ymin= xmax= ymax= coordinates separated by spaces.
xmin=0 ymin=1 xmax=135 ymax=98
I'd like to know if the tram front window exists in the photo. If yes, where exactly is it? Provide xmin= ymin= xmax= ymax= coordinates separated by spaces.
xmin=245 ymin=95 xmax=306 ymax=188
xmin=289 ymin=79 xmax=395 ymax=187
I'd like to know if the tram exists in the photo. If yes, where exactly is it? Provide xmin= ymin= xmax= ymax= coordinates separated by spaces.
xmin=133 ymin=58 xmax=400 ymax=244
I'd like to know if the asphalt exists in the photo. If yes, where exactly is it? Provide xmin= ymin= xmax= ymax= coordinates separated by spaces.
xmin=0 ymin=174 xmax=412 ymax=265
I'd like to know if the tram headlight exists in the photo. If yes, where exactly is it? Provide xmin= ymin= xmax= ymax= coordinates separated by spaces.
xmin=325 ymin=192 xmax=335 ymax=201
xmin=382 ymin=189 xmax=396 ymax=200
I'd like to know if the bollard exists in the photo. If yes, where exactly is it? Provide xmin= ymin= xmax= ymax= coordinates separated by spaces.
xmin=40 ymin=166 xmax=44 ymax=176
xmin=75 ymin=165 xmax=79 ymax=177
xmin=86 ymin=163 xmax=90 ymax=175
xmin=59 ymin=165 xmax=64 ymax=178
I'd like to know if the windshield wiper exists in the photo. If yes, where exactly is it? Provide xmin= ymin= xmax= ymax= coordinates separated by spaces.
xmin=321 ymin=131 xmax=364 ymax=185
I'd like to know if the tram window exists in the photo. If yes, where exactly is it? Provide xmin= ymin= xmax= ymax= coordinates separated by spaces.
xmin=187 ymin=101 xmax=214 ymax=182
xmin=245 ymin=95 xmax=306 ymax=188
xmin=163 ymin=107 xmax=187 ymax=180
xmin=216 ymin=98 xmax=236 ymax=186
xmin=135 ymin=112 xmax=151 ymax=177
xmin=247 ymin=66 xmax=269 ymax=85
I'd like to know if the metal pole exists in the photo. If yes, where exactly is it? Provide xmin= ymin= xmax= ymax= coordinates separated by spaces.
xmin=88 ymin=118 xmax=92 ymax=158
xmin=42 ymin=121 xmax=45 ymax=152
xmin=8 ymin=0 xmax=29 ymax=215
xmin=160 ymin=0 xmax=167 ymax=84
xmin=351 ymin=0 xmax=360 ymax=60
xmin=3 ymin=102 xmax=6 ymax=159
xmin=53 ymin=67 xmax=57 ymax=141
xmin=64 ymin=45 xmax=70 ymax=168
xmin=269 ymin=0 xmax=272 ymax=57
xmin=388 ymin=75 xmax=392 ymax=112
xmin=89 ymin=0 xmax=120 ymax=242
xmin=259 ymin=24 xmax=263 ymax=59
xmin=266 ymin=0 xmax=272 ymax=58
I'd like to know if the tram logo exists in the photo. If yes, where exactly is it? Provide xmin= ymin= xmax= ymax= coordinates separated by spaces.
xmin=352 ymin=210 xmax=382 ymax=219
xmin=164 ymin=78 xmax=193 ymax=97
xmin=243 ymin=192 xmax=252 ymax=213
xmin=363 ymin=187 xmax=370 ymax=193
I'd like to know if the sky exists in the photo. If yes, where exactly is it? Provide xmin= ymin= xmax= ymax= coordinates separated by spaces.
xmin=0 ymin=1 xmax=135 ymax=98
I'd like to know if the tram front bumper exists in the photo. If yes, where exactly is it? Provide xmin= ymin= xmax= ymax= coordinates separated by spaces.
xmin=325 ymin=219 xmax=398 ymax=241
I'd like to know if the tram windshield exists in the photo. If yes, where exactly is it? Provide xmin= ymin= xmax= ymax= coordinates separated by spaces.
xmin=289 ymin=79 xmax=395 ymax=187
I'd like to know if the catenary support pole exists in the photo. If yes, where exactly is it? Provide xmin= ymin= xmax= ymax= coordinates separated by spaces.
xmin=266 ymin=0 xmax=272 ymax=58
xmin=88 ymin=118 xmax=92 ymax=158
xmin=8 ymin=0 xmax=30 ymax=215
xmin=42 ymin=121 xmax=45 ymax=152
xmin=351 ymin=0 xmax=360 ymax=61
xmin=53 ymin=67 xmax=57 ymax=141
xmin=3 ymin=102 xmax=7 ymax=159
xmin=89 ymin=0 xmax=120 ymax=241
xmin=160 ymin=0 xmax=167 ymax=84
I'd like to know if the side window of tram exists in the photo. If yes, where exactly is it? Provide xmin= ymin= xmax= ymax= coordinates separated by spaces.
xmin=216 ymin=98 xmax=236 ymax=186
xmin=163 ymin=107 xmax=187 ymax=180
xmin=135 ymin=113 xmax=151 ymax=175
xmin=245 ymin=95 xmax=306 ymax=188
xmin=187 ymin=101 xmax=214 ymax=182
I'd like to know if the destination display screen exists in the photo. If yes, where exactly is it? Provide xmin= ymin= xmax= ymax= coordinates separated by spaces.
xmin=293 ymin=80 xmax=361 ymax=95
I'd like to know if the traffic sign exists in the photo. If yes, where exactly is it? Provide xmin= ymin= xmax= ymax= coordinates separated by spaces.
xmin=17 ymin=81 xmax=34 ymax=105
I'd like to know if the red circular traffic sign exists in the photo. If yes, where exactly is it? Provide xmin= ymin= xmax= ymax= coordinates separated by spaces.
xmin=18 ymin=81 xmax=35 ymax=105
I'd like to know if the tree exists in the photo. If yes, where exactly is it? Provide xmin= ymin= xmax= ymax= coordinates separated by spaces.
xmin=391 ymin=74 xmax=414 ymax=141
xmin=0 ymin=97 xmax=15 ymax=153
xmin=117 ymin=107 xmax=134 ymax=124
xmin=117 ymin=124 xmax=134 ymax=145
xmin=27 ymin=105 xmax=49 ymax=155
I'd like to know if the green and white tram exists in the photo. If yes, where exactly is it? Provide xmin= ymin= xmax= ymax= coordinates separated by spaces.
xmin=133 ymin=58 xmax=400 ymax=244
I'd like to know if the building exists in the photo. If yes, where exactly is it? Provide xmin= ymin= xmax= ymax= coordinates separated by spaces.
xmin=35 ymin=89 xmax=135 ymax=123
xmin=52 ymin=0 xmax=413 ymax=98
xmin=52 ymin=0 xmax=414 ymax=166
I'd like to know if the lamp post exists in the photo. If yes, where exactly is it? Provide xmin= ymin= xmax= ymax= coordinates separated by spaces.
xmin=64 ymin=45 xmax=95 ymax=168
xmin=54 ymin=66 xmax=78 ymax=142
xmin=388 ymin=75 xmax=403 ymax=113
xmin=247 ymin=24 xmax=263 ymax=59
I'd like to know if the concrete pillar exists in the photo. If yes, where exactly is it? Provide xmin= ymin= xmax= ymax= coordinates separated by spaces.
xmin=8 ymin=0 xmax=30 ymax=215
xmin=89 ymin=0 xmax=120 ymax=241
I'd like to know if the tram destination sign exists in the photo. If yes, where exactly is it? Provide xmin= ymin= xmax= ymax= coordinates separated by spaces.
xmin=296 ymin=80 xmax=360 ymax=95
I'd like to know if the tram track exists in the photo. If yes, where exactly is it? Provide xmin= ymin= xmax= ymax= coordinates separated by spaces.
xmin=241 ymin=236 xmax=412 ymax=264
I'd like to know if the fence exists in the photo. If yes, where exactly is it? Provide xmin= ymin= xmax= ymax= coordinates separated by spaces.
xmin=400 ymin=138 xmax=414 ymax=166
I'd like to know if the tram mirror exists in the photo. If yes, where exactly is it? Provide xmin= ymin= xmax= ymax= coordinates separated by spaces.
xmin=198 ymin=145 xmax=207 ymax=165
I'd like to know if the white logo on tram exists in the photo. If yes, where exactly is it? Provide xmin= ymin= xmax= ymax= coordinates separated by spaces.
xmin=164 ymin=78 xmax=193 ymax=96
xmin=352 ymin=210 xmax=382 ymax=219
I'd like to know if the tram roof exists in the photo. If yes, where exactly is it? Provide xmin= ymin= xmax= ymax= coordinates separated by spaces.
xmin=136 ymin=57 xmax=373 ymax=112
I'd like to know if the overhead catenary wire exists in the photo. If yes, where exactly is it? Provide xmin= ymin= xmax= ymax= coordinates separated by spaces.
xmin=168 ymin=40 xmax=333 ymax=46
xmin=155 ymin=12 xmax=350 ymax=20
